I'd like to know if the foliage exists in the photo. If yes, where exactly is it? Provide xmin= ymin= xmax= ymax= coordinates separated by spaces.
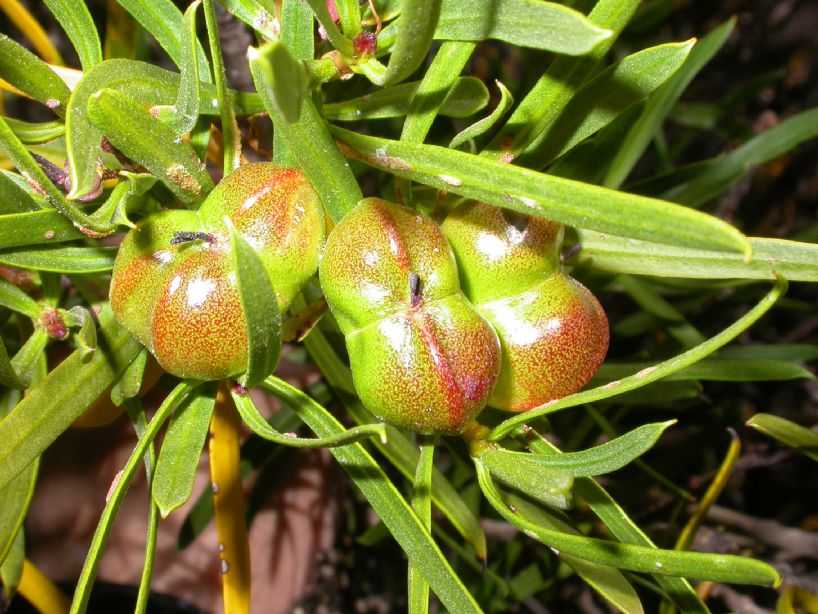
xmin=0 ymin=1 xmax=816 ymax=613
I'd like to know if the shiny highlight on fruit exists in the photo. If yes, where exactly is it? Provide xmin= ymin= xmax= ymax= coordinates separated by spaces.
xmin=319 ymin=198 xmax=501 ymax=435
xmin=110 ymin=163 xmax=325 ymax=380
xmin=442 ymin=202 xmax=608 ymax=412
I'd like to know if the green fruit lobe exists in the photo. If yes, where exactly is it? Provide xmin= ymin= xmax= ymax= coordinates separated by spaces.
xmin=320 ymin=198 xmax=501 ymax=435
xmin=442 ymin=202 xmax=608 ymax=412
xmin=110 ymin=163 xmax=325 ymax=380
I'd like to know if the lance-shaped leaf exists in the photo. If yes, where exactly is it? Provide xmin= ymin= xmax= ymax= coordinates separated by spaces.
xmin=331 ymin=127 xmax=751 ymax=255
xmin=435 ymin=0 xmax=610 ymax=55
xmin=303 ymin=0 xmax=354 ymax=56
xmin=64 ymin=60 xmax=262 ymax=199
xmin=379 ymin=0 xmax=441 ymax=86
xmin=489 ymin=278 xmax=787 ymax=440
xmin=476 ymin=463 xmax=780 ymax=586
xmin=0 ymin=340 xmax=23 ymax=389
xmin=235 ymin=379 xmax=386 ymax=448
xmin=87 ymin=172 xmax=158 ymax=230
xmin=166 ymin=1 xmax=201 ymax=136
xmin=227 ymin=220 xmax=281 ymax=387
xmin=0 ymin=245 xmax=116 ymax=273
xmin=0 ymin=458 xmax=38 ymax=563
xmin=110 ymin=349 xmax=149 ymax=407
xmin=86 ymin=88 xmax=214 ymax=204
xmin=575 ymin=231 xmax=818 ymax=282
xmin=450 ymin=80 xmax=513 ymax=149
xmin=475 ymin=444 xmax=573 ymax=509
xmin=3 ymin=118 xmax=66 ymax=144
xmin=42 ymin=0 xmax=102 ymax=70
xmin=0 ymin=35 xmax=70 ymax=114
xmin=0 ymin=279 xmax=40 ymax=319
xmin=747 ymin=414 xmax=818 ymax=463
xmin=518 ymin=41 xmax=694 ymax=168
xmin=152 ymin=383 xmax=217 ymax=517
xmin=69 ymin=382 xmax=197 ymax=614
xmin=0 ymin=172 xmax=43 ymax=214
xmin=482 ymin=421 xmax=675 ymax=481
xmin=251 ymin=40 xmax=308 ymax=124
xmin=324 ymin=76 xmax=488 ymax=121
xmin=595 ymin=359 xmax=814 ymax=383
xmin=0 ymin=307 xmax=142 ymax=491
xmin=249 ymin=44 xmax=362 ymax=222
xmin=63 ymin=306 xmax=97 ymax=362
xmin=10 ymin=330 xmax=48 ymax=390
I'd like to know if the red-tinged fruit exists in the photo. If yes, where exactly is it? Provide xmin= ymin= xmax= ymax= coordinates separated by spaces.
xmin=110 ymin=163 xmax=325 ymax=380
xmin=319 ymin=198 xmax=501 ymax=435
xmin=442 ymin=201 xmax=608 ymax=412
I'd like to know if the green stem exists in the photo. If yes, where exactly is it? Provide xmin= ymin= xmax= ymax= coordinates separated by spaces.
xmin=408 ymin=436 xmax=437 ymax=614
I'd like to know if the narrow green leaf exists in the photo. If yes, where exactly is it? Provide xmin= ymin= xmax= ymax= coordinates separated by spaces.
xmin=258 ymin=378 xmax=483 ymax=613
xmin=87 ymin=88 xmax=214 ymax=204
xmin=3 ymin=118 xmax=66 ymax=144
xmin=303 ymin=0 xmax=354 ymax=56
xmin=596 ymin=359 xmax=814 ymax=383
xmin=111 ymin=348 xmax=149 ymax=406
xmin=576 ymin=231 xmax=818 ymax=282
xmin=334 ymin=0 xmax=361 ymax=37
xmin=65 ymin=306 xmax=97 ymax=362
xmin=400 ymin=41 xmax=476 ymax=145
xmin=203 ymin=0 xmax=240 ymax=173
xmin=476 ymin=463 xmax=779 ymax=586
xmin=64 ymin=60 xmax=259 ymax=200
xmin=152 ymin=383 xmax=217 ymax=517
xmin=518 ymin=41 xmax=695 ymax=168
xmin=217 ymin=0 xmax=279 ymax=39
xmin=43 ymin=0 xmax=102 ymax=70
xmin=254 ymin=40 xmax=309 ymax=124
xmin=0 ymin=245 xmax=116 ymax=273
xmin=324 ymin=76 xmax=488 ymax=121
xmin=486 ymin=421 xmax=675 ymax=479
xmin=0 ymin=279 xmax=40 ymax=319
xmin=69 ymin=382 xmax=197 ymax=614
xmin=489 ymin=278 xmax=787 ymax=440
xmin=227 ymin=220 xmax=281 ymax=387
xmin=0 ymin=172 xmax=43 ymax=214
xmin=0 ymin=307 xmax=142 ymax=491
xmin=0 ymin=340 xmax=22 ymax=389
xmin=249 ymin=43 xmax=362 ymax=223
xmin=603 ymin=18 xmax=735 ymax=188
xmin=115 ymin=0 xmax=211 ymax=80
xmin=0 ymin=458 xmax=38 ymax=563
xmin=476 ymin=446 xmax=573 ymax=509
xmin=435 ymin=0 xmax=610 ymax=55
xmin=483 ymin=0 xmax=639 ymax=159
xmin=241 ymin=379 xmax=386 ymax=448
xmin=503 ymin=489 xmax=644 ymax=614
xmin=747 ymin=414 xmax=818 ymax=463
xmin=0 ymin=528 xmax=24 ymax=599
xmin=0 ymin=35 xmax=70 ymax=115
xmin=0 ymin=206 xmax=90 ymax=249
xmin=0 ymin=117 xmax=116 ymax=235
xmin=380 ymin=0 xmax=441 ymax=86
xmin=525 ymin=433 xmax=708 ymax=613
xmin=275 ymin=0 xmax=315 ymax=164
xmin=10 ymin=330 xmax=49 ymax=390
xmin=662 ymin=106 xmax=818 ymax=206
xmin=719 ymin=344 xmax=818 ymax=362
xmin=331 ymin=127 xmax=751 ymax=254
xmin=408 ymin=438 xmax=436 ymax=614
xmin=166 ymin=1 xmax=202 ymax=136
xmin=450 ymin=80 xmax=514 ymax=149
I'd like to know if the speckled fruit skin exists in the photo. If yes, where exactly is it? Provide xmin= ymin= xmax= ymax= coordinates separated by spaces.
xmin=110 ymin=163 xmax=325 ymax=380
xmin=442 ymin=201 xmax=608 ymax=412
xmin=319 ymin=198 xmax=501 ymax=435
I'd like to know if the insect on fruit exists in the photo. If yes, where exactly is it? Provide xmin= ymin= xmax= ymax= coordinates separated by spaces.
xmin=110 ymin=163 xmax=326 ymax=381
xmin=319 ymin=198 xmax=501 ymax=435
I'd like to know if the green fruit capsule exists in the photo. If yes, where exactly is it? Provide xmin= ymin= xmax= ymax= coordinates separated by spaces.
xmin=442 ymin=201 xmax=608 ymax=412
xmin=110 ymin=163 xmax=326 ymax=380
xmin=319 ymin=198 xmax=501 ymax=435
